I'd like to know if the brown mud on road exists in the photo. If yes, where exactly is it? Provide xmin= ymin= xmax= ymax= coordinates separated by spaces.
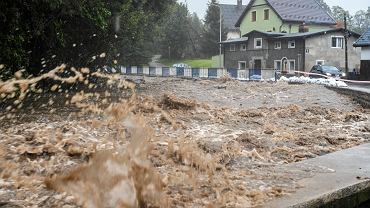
xmin=1 ymin=74 xmax=370 ymax=207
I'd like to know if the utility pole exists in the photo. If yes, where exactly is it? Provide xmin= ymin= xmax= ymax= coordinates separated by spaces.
xmin=219 ymin=5 xmax=222 ymax=68
xmin=344 ymin=14 xmax=349 ymax=74
xmin=211 ymin=3 xmax=223 ymax=68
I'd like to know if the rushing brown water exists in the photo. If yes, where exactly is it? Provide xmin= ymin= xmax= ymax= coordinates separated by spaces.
xmin=1 ymin=68 xmax=370 ymax=207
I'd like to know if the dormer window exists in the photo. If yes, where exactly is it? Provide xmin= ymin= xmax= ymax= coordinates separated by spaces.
xmin=264 ymin=9 xmax=270 ymax=20
xmin=254 ymin=38 xmax=262 ymax=49
xmin=251 ymin=11 xmax=257 ymax=22
xmin=288 ymin=40 xmax=296 ymax=48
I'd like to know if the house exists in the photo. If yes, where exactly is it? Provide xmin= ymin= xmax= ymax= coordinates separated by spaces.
xmin=353 ymin=28 xmax=370 ymax=80
xmin=220 ymin=0 xmax=246 ymax=40
xmin=235 ymin=0 xmax=336 ymax=36
xmin=222 ymin=28 xmax=361 ymax=72
xmin=212 ymin=0 xmax=246 ymax=67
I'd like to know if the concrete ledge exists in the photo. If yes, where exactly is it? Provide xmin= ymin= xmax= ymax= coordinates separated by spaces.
xmin=327 ymin=87 xmax=370 ymax=108
xmin=264 ymin=144 xmax=370 ymax=208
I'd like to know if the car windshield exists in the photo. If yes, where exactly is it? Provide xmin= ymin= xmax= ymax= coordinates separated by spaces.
xmin=321 ymin=65 xmax=340 ymax=73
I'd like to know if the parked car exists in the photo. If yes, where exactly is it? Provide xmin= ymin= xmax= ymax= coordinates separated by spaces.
xmin=309 ymin=65 xmax=346 ymax=79
xmin=172 ymin=63 xmax=190 ymax=68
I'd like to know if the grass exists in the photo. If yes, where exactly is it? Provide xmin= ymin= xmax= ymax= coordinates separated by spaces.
xmin=160 ymin=59 xmax=212 ymax=68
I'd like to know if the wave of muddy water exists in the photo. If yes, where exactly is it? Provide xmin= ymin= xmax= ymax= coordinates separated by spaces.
xmin=1 ymin=71 xmax=370 ymax=207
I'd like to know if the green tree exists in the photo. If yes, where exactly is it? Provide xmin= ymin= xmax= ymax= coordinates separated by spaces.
xmin=351 ymin=7 xmax=370 ymax=34
xmin=331 ymin=6 xmax=352 ymax=25
xmin=185 ymin=13 xmax=204 ymax=58
xmin=0 ymin=0 xmax=174 ymax=79
xmin=201 ymin=0 xmax=226 ymax=57
xmin=158 ymin=3 xmax=190 ymax=59
xmin=316 ymin=0 xmax=331 ymax=14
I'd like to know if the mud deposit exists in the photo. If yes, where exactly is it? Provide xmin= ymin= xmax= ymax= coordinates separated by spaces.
xmin=1 ymin=74 xmax=370 ymax=207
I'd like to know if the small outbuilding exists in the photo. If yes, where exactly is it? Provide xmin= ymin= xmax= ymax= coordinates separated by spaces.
xmin=353 ymin=28 xmax=370 ymax=80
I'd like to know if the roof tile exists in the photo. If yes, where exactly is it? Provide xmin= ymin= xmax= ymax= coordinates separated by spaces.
xmin=353 ymin=28 xmax=370 ymax=47
xmin=266 ymin=0 xmax=335 ymax=24
xmin=220 ymin=4 xmax=246 ymax=30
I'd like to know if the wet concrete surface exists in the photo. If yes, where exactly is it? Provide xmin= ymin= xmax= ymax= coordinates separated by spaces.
xmin=347 ymin=83 xmax=370 ymax=94
xmin=264 ymin=143 xmax=370 ymax=208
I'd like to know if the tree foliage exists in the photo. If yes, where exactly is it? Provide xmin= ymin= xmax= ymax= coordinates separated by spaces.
xmin=201 ymin=0 xmax=226 ymax=57
xmin=157 ymin=3 xmax=190 ymax=59
xmin=0 ymin=0 xmax=173 ymax=79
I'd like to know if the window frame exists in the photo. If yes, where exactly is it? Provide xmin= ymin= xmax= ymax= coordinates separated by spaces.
xmin=230 ymin=44 xmax=236 ymax=51
xmin=240 ymin=44 xmax=247 ymax=51
xmin=238 ymin=61 xmax=247 ymax=70
xmin=254 ymin=38 xmax=263 ymax=49
xmin=288 ymin=40 xmax=296 ymax=49
xmin=251 ymin=10 xmax=257 ymax=22
xmin=289 ymin=60 xmax=296 ymax=71
xmin=274 ymin=41 xmax=281 ymax=49
xmin=264 ymin=9 xmax=270 ymax=20
xmin=331 ymin=36 xmax=344 ymax=48
xmin=274 ymin=60 xmax=282 ymax=70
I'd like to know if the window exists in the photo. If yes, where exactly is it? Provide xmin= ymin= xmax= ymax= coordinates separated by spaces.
xmin=305 ymin=49 xmax=310 ymax=54
xmin=316 ymin=60 xmax=325 ymax=65
xmin=331 ymin=36 xmax=344 ymax=48
xmin=251 ymin=11 xmax=257 ymax=22
xmin=288 ymin=40 xmax=296 ymax=48
xmin=254 ymin=38 xmax=262 ymax=49
xmin=274 ymin=60 xmax=281 ymax=70
xmin=230 ymin=44 xmax=236 ymax=51
xmin=289 ymin=60 xmax=295 ymax=71
xmin=264 ymin=9 xmax=269 ymax=20
xmin=274 ymin=41 xmax=281 ymax=49
xmin=240 ymin=44 xmax=247 ymax=51
xmin=238 ymin=61 xmax=247 ymax=69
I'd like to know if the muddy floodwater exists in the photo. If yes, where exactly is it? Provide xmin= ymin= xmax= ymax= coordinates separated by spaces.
xmin=1 ymin=76 xmax=370 ymax=207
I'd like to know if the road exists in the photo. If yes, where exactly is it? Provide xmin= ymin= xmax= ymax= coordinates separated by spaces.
xmin=148 ymin=54 xmax=167 ymax=67
xmin=347 ymin=83 xmax=370 ymax=94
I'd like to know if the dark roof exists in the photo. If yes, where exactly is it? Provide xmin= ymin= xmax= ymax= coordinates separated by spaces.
xmin=220 ymin=37 xmax=249 ymax=44
xmin=353 ymin=28 xmax=370 ymax=47
xmin=242 ymin=28 xmax=361 ymax=39
xmin=235 ymin=0 xmax=336 ymax=27
xmin=220 ymin=4 xmax=246 ymax=30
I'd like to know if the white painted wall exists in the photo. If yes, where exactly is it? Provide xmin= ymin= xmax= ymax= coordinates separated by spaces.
xmin=361 ymin=47 xmax=370 ymax=60
xmin=227 ymin=31 xmax=241 ymax=40
xmin=305 ymin=32 xmax=361 ymax=71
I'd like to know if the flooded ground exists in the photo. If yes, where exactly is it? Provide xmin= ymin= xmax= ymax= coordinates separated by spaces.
xmin=1 ymin=75 xmax=370 ymax=207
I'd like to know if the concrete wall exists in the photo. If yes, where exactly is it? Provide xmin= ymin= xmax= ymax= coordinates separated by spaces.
xmin=305 ymin=32 xmax=361 ymax=71
xmin=361 ymin=47 xmax=370 ymax=60
xmin=211 ymin=54 xmax=224 ymax=68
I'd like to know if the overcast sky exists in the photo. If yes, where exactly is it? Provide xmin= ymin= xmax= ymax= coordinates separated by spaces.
xmin=180 ymin=0 xmax=370 ymax=20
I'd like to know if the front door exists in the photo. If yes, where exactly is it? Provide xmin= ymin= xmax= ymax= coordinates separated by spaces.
xmin=254 ymin=59 xmax=262 ymax=69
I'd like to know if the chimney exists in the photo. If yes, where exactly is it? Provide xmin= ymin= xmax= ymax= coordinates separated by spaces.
xmin=237 ymin=0 xmax=242 ymax=7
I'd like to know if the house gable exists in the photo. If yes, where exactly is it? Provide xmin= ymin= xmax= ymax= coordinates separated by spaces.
xmin=238 ymin=0 xmax=284 ymax=36
xmin=236 ymin=0 xmax=336 ymax=36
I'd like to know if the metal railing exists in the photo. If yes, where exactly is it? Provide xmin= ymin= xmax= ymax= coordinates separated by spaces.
xmin=111 ymin=66 xmax=277 ymax=81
